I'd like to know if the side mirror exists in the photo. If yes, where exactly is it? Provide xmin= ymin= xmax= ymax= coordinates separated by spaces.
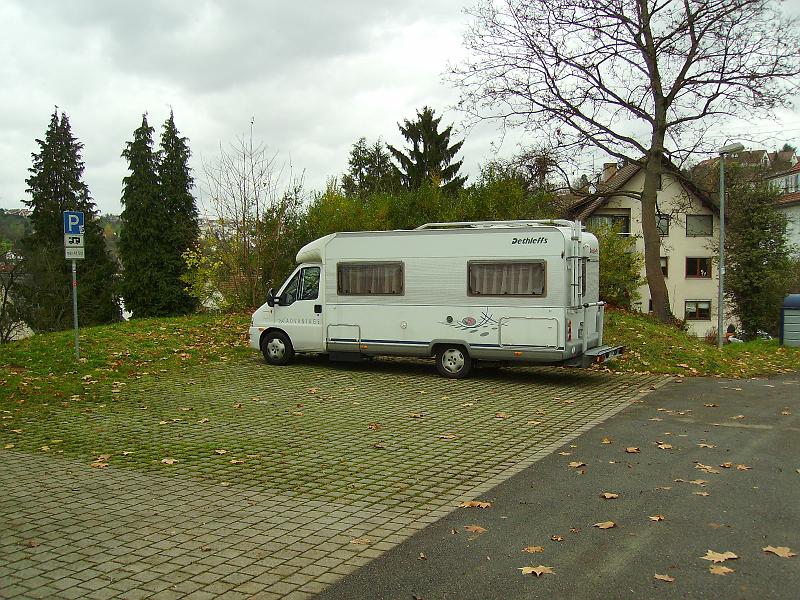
xmin=266 ymin=288 xmax=275 ymax=307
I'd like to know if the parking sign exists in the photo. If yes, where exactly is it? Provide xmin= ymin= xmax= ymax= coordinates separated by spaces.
xmin=63 ymin=211 xmax=84 ymax=235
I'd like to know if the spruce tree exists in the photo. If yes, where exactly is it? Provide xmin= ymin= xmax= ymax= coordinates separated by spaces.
xmin=157 ymin=110 xmax=199 ymax=314
xmin=341 ymin=137 xmax=399 ymax=200
xmin=119 ymin=114 xmax=166 ymax=317
xmin=388 ymin=106 xmax=467 ymax=195
xmin=20 ymin=109 xmax=119 ymax=332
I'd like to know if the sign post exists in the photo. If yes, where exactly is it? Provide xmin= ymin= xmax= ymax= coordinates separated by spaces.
xmin=64 ymin=211 xmax=85 ymax=359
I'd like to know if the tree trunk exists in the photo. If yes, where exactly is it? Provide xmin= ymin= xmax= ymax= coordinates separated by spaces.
xmin=641 ymin=151 xmax=670 ymax=323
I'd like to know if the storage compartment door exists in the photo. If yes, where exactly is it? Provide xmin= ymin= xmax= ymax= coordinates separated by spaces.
xmin=500 ymin=317 xmax=559 ymax=348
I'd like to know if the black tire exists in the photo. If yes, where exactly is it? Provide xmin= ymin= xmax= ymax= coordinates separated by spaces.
xmin=435 ymin=345 xmax=472 ymax=379
xmin=261 ymin=331 xmax=294 ymax=365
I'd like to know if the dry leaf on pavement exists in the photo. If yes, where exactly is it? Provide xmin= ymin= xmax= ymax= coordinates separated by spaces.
xmin=625 ymin=447 xmax=640 ymax=454
xmin=701 ymin=550 xmax=739 ymax=563
xmin=649 ymin=515 xmax=666 ymax=521
xmin=522 ymin=546 xmax=544 ymax=553
xmin=763 ymin=545 xmax=796 ymax=558
xmin=694 ymin=491 xmax=710 ymax=497
xmin=600 ymin=492 xmax=620 ymax=499
xmin=568 ymin=461 xmax=586 ymax=469
xmin=460 ymin=501 xmax=492 ymax=508
xmin=519 ymin=565 xmax=554 ymax=576
xmin=550 ymin=535 xmax=564 ymax=542
xmin=697 ymin=443 xmax=716 ymax=448
xmin=709 ymin=566 xmax=735 ymax=575
xmin=657 ymin=442 xmax=673 ymax=450
xmin=161 ymin=458 xmax=176 ymax=465
xmin=654 ymin=573 xmax=675 ymax=582
xmin=214 ymin=449 xmax=228 ymax=455
xmin=601 ymin=437 xmax=613 ymax=444
xmin=438 ymin=433 xmax=457 ymax=440
xmin=736 ymin=464 xmax=751 ymax=471
xmin=495 ymin=412 xmax=510 ymax=419
xmin=594 ymin=521 xmax=616 ymax=529
xmin=464 ymin=525 xmax=487 ymax=534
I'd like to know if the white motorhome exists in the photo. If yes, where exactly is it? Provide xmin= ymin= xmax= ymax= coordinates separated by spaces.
xmin=248 ymin=220 xmax=622 ymax=378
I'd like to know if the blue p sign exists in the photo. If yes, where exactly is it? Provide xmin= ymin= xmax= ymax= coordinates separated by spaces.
xmin=63 ymin=211 xmax=85 ymax=235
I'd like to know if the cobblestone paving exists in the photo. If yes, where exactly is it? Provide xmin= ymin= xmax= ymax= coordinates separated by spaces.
xmin=1 ymin=357 xmax=667 ymax=599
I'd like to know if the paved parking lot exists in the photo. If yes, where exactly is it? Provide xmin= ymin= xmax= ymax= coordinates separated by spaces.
xmin=1 ymin=357 xmax=666 ymax=599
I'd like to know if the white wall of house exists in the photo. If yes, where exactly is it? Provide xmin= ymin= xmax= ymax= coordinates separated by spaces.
xmin=778 ymin=203 xmax=800 ymax=257
xmin=588 ymin=170 xmax=731 ymax=337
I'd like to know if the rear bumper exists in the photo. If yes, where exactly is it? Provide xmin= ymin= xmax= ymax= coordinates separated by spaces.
xmin=563 ymin=344 xmax=625 ymax=368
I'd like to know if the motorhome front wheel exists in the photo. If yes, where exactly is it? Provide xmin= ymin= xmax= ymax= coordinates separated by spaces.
xmin=435 ymin=346 xmax=472 ymax=379
xmin=261 ymin=331 xmax=295 ymax=366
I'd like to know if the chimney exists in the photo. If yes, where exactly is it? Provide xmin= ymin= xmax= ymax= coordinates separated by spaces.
xmin=601 ymin=162 xmax=617 ymax=183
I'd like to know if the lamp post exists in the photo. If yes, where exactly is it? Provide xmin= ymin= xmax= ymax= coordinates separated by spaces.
xmin=717 ymin=142 xmax=744 ymax=349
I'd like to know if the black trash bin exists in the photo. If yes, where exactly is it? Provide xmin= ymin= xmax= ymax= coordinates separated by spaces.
xmin=779 ymin=294 xmax=800 ymax=347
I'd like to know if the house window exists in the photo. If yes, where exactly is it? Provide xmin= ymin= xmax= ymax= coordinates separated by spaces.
xmin=337 ymin=262 xmax=404 ymax=295
xmin=468 ymin=261 xmax=546 ymax=297
xmin=686 ymin=214 xmax=713 ymax=236
xmin=685 ymin=300 xmax=711 ymax=320
xmin=587 ymin=214 xmax=631 ymax=235
xmin=686 ymin=257 xmax=712 ymax=278
xmin=660 ymin=257 xmax=669 ymax=278
xmin=656 ymin=214 xmax=670 ymax=236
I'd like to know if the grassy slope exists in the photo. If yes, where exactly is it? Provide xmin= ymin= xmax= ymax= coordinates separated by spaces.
xmin=602 ymin=308 xmax=799 ymax=377
xmin=1 ymin=310 xmax=797 ymax=410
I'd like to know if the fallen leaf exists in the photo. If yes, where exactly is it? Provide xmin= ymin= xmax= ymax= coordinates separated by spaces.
xmin=90 ymin=461 xmax=108 ymax=468
xmin=698 ymin=443 xmax=716 ymax=448
xmin=694 ymin=491 xmax=710 ymax=497
xmin=350 ymin=537 xmax=372 ymax=545
xmin=219 ymin=481 xmax=231 ymax=487
xmin=229 ymin=459 xmax=244 ymax=465
xmin=409 ymin=412 xmax=424 ymax=418
xmin=704 ymin=403 xmax=719 ymax=407
xmin=519 ymin=565 xmax=555 ymax=576
xmin=214 ymin=449 xmax=228 ymax=455
xmin=736 ymin=464 xmax=751 ymax=471
xmin=649 ymin=515 xmax=666 ymax=521
xmin=372 ymin=442 xmax=386 ymax=449
xmin=568 ymin=461 xmax=586 ymax=469
xmin=781 ymin=410 xmax=791 ymax=416
xmin=625 ymin=447 xmax=640 ymax=454
xmin=730 ymin=415 xmax=745 ymax=420
xmin=649 ymin=417 xmax=663 ymax=422
xmin=4 ymin=444 xmax=15 ymax=449
xmin=527 ymin=420 xmax=542 ymax=425
xmin=198 ymin=418 xmax=210 ymax=424
xmin=654 ymin=573 xmax=675 ymax=583
xmin=292 ymin=411 xmax=304 ymax=417
xmin=438 ymin=433 xmax=457 ymax=440
xmin=558 ymin=451 xmax=571 ymax=456
xmin=233 ymin=403 xmax=242 ymax=409
xmin=460 ymin=501 xmax=492 ymax=509
xmin=550 ymin=535 xmax=564 ymax=542
xmin=601 ymin=437 xmax=613 ymax=444
xmin=161 ymin=458 xmax=176 ymax=465
xmin=307 ymin=387 xmax=320 ymax=394
xmin=158 ymin=420 xmax=168 ymax=425
xmin=701 ymin=550 xmax=739 ymax=563
xmin=495 ymin=412 xmax=510 ymax=419
xmin=594 ymin=521 xmax=616 ymax=529
xmin=523 ymin=546 xmax=545 ymax=554
xmin=464 ymin=525 xmax=487 ymax=534
xmin=563 ymin=399 xmax=574 ymax=404
xmin=696 ymin=463 xmax=720 ymax=474
xmin=600 ymin=492 xmax=620 ymax=499
xmin=418 ymin=552 xmax=427 ymax=560
xmin=657 ymin=443 xmax=673 ymax=450
xmin=122 ymin=451 xmax=133 ymax=456
xmin=763 ymin=545 xmax=796 ymax=558
xmin=709 ymin=566 xmax=735 ymax=575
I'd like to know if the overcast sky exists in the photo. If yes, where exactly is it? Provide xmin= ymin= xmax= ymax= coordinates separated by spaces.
xmin=2 ymin=0 xmax=800 ymax=217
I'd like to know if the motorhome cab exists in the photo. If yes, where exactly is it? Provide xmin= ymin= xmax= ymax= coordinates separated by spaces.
xmin=249 ymin=220 xmax=623 ymax=378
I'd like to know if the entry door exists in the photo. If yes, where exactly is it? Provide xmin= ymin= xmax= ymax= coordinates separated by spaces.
xmin=275 ymin=265 xmax=323 ymax=351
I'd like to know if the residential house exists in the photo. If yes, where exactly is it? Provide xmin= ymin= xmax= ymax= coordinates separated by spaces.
xmin=764 ymin=160 xmax=800 ymax=256
xmin=564 ymin=162 xmax=728 ymax=337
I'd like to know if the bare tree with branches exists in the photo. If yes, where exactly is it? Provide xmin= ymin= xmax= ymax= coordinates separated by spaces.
xmin=200 ymin=123 xmax=304 ymax=310
xmin=452 ymin=0 xmax=800 ymax=322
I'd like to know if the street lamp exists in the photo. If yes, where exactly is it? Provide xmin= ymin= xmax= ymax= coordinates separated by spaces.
xmin=717 ymin=142 xmax=744 ymax=349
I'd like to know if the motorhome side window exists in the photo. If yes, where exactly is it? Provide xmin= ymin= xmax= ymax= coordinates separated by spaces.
xmin=337 ymin=262 xmax=404 ymax=295
xmin=468 ymin=261 xmax=546 ymax=297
